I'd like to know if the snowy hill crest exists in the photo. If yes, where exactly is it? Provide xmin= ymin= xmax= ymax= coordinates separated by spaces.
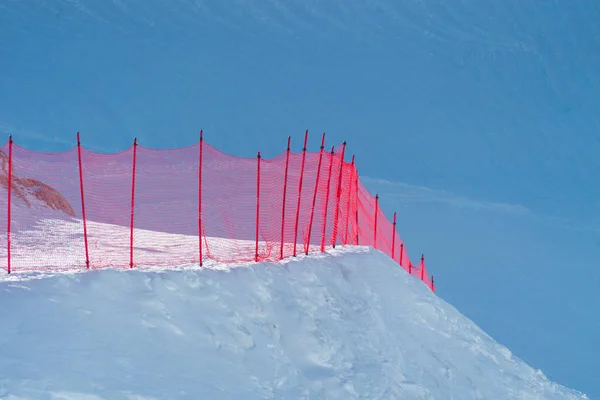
xmin=0 ymin=247 xmax=588 ymax=399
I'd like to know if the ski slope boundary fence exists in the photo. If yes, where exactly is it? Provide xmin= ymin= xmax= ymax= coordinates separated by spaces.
xmin=0 ymin=132 xmax=434 ymax=291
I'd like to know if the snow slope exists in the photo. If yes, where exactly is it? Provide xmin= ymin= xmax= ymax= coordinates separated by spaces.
xmin=0 ymin=247 xmax=587 ymax=400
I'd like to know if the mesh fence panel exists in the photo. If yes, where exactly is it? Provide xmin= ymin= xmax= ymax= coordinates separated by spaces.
xmin=295 ymin=151 xmax=321 ymax=256
xmin=339 ymin=160 xmax=357 ymax=246
xmin=81 ymin=146 xmax=134 ymax=268
xmin=328 ymin=145 xmax=345 ymax=247
xmin=134 ymin=144 xmax=200 ymax=267
xmin=0 ymin=137 xmax=433 ymax=290
xmin=303 ymin=148 xmax=333 ymax=253
xmin=0 ymin=141 xmax=6 ymax=270
xmin=307 ymin=147 xmax=333 ymax=253
xmin=202 ymin=142 xmax=257 ymax=263
xmin=257 ymin=151 xmax=287 ymax=261
xmin=8 ymin=144 xmax=83 ymax=271
xmin=357 ymin=179 xmax=376 ymax=248
xmin=376 ymin=206 xmax=393 ymax=257
xmin=281 ymin=150 xmax=303 ymax=258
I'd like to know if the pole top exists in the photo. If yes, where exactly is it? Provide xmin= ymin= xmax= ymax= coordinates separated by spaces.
xmin=8 ymin=135 xmax=12 ymax=144
xmin=340 ymin=141 xmax=347 ymax=159
xmin=287 ymin=136 xmax=291 ymax=151
xmin=320 ymin=133 xmax=325 ymax=149
xmin=133 ymin=138 xmax=138 ymax=146
xmin=257 ymin=151 xmax=261 ymax=159
xmin=200 ymin=130 xmax=203 ymax=141
xmin=302 ymin=130 xmax=308 ymax=151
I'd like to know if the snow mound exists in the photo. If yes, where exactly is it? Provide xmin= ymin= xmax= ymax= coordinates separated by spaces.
xmin=0 ymin=247 xmax=588 ymax=399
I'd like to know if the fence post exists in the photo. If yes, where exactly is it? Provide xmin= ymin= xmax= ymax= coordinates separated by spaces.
xmin=279 ymin=136 xmax=291 ymax=259
xmin=343 ymin=155 xmax=355 ymax=245
xmin=77 ymin=132 xmax=90 ymax=269
xmin=400 ymin=243 xmax=404 ymax=267
xmin=306 ymin=133 xmax=325 ymax=255
xmin=373 ymin=194 xmax=379 ymax=249
xmin=408 ymin=261 xmax=412 ymax=275
xmin=255 ymin=151 xmax=261 ymax=262
xmin=198 ymin=130 xmax=204 ymax=267
xmin=320 ymin=146 xmax=335 ymax=252
xmin=129 ymin=138 xmax=138 ymax=269
xmin=331 ymin=141 xmax=346 ymax=248
xmin=293 ymin=130 xmax=308 ymax=257
xmin=355 ymin=171 xmax=359 ymax=245
xmin=420 ymin=254 xmax=425 ymax=281
xmin=6 ymin=136 xmax=12 ymax=274
xmin=391 ymin=212 xmax=396 ymax=260
xmin=431 ymin=275 xmax=435 ymax=292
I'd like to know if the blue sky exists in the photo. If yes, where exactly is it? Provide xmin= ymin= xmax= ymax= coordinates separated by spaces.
xmin=2 ymin=1 xmax=599 ymax=397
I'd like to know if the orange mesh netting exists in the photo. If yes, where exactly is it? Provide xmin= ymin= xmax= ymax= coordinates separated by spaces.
xmin=0 ymin=132 xmax=434 ymax=291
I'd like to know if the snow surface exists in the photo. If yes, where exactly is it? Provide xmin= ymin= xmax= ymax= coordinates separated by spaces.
xmin=0 ymin=246 xmax=588 ymax=399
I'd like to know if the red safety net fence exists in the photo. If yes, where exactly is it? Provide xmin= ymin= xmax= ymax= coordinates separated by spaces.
xmin=0 ymin=132 xmax=434 ymax=291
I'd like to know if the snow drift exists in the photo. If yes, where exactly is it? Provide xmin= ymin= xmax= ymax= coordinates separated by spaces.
xmin=0 ymin=247 xmax=587 ymax=399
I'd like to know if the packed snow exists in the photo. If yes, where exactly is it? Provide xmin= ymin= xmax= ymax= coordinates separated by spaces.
xmin=0 ymin=246 xmax=588 ymax=399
